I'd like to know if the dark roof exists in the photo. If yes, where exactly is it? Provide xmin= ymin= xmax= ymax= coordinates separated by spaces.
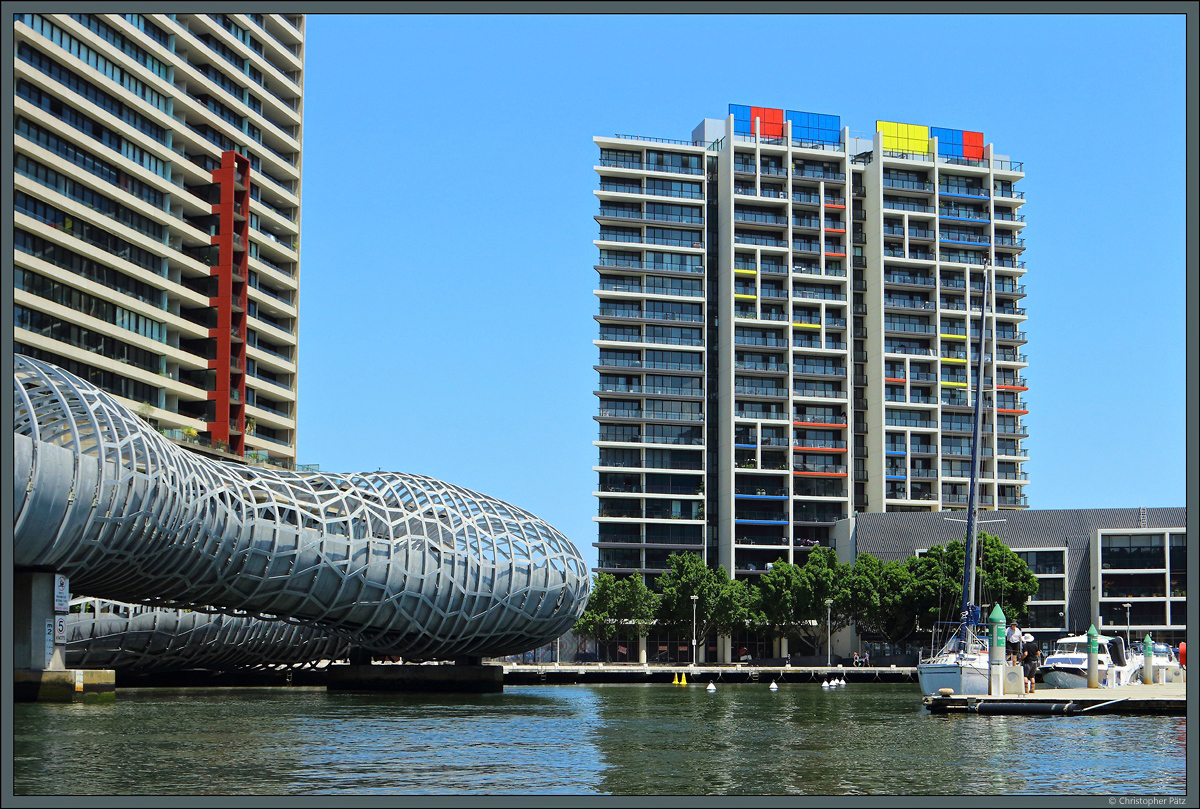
xmin=850 ymin=507 xmax=1186 ymax=560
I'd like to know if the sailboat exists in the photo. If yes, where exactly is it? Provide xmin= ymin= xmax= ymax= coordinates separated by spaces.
xmin=916 ymin=271 xmax=994 ymax=698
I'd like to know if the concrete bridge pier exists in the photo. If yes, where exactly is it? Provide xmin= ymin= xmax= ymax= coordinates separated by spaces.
xmin=13 ymin=571 xmax=114 ymax=702
xmin=325 ymin=659 xmax=504 ymax=693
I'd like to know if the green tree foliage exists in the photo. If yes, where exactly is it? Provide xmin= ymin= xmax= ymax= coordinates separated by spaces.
xmin=976 ymin=533 xmax=1040 ymax=622
xmin=903 ymin=532 xmax=1039 ymax=630
xmin=751 ymin=559 xmax=805 ymax=640
xmin=611 ymin=573 xmax=660 ymax=637
xmin=848 ymin=553 xmax=922 ymax=643
xmin=656 ymin=552 xmax=750 ymax=645
xmin=792 ymin=547 xmax=853 ymax=654
xmin=572 ymin=572 xmax=618 ymax=641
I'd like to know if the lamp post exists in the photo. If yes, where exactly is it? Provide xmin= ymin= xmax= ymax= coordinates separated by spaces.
xmin=1123 ymin=602 xmax=1132 ymax=646
xmin=690 ymin=593 xmax=699 ymax=666
xmin=825 ymin=598 xmax=834 ymax=667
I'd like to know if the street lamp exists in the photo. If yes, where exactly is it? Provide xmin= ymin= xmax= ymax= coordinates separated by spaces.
xmin=1123 ymin=602 xmax=1132 ymax=646
xmin=690 ymin=594 xmax=699 ymax=665
xmin=825 ymin=598 xmax=834 ymax=667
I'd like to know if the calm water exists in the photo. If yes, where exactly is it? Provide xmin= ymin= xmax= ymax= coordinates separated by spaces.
xmin=11 ymin=683 xmax=1188 ymax=796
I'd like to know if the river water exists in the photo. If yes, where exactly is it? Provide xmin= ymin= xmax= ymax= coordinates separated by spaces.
xmin=11 ymin=683 xmax=1188 ymax=796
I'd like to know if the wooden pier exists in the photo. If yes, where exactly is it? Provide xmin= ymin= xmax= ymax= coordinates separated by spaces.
xmin=922 ymin=681 xmax=1186 ymax=715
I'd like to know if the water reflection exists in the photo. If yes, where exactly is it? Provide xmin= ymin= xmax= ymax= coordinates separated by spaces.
xmin=12 ymin=684 xmax=1186 ymax=796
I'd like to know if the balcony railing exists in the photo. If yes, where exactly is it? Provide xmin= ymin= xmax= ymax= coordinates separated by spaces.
xmin=793 ymin=463 xmax=847 ymax=474
xmin=882 ymin=178 xmax=933 ymax=191
xmin=884 ymin=298 xmax=936 ymax=310
xmin=884 ymin=274 xmax=936 ymax=286
xmin=938 ymin=186 xmax=989 ymax=198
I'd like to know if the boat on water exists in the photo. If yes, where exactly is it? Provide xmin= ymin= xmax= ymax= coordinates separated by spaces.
xmin=916 ymin=272 xmax=994 ymax=699
xmin=1038 ymin=633 xmax=1140 ymax=688
xmin=917 ymin=623 xmax=991 ymax=697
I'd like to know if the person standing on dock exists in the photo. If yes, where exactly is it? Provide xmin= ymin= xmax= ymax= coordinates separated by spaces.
xmin=1006 ymin=622 xmax=1023 ymax=667
xmin=1021 ymin=633 xmax=1040 ymax=694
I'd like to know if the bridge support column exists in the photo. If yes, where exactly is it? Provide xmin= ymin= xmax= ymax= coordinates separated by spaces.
xmin=326 ymin=662 xmax=503 ymax=693
xmin=13 ymin=571 xmax=114 ymax=702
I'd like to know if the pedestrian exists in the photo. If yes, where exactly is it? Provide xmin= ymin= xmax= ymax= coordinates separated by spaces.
xmin=1021 ymin=632 xmax=1040 ymax=694
xmin=862 ymin=650 xmax=869 ymax=667
xmin=853 ymin=652 xmax=860 ymax=667
xmin=1006 ymin=622 xmax=1022 ymax=667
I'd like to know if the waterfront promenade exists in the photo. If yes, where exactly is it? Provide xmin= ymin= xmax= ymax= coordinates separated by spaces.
xmin=502 ymin=662 xmax=916 ymax=685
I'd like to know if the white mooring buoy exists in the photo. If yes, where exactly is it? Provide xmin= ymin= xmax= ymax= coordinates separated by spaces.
xmin=706 ymin=681 xmax=717 ymax=692
xmin=769 ymin=680 xmax=778 ymax=691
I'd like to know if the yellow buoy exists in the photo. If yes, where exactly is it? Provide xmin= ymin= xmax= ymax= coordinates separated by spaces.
xmin=671 ymin=672 xmax=679 ymax=685
xmin=680 ymin=671 xmax=688 ymax=685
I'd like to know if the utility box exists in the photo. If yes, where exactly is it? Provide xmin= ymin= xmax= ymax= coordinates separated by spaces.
xmin=1003 ymin=665 xmax=1024 ymax=695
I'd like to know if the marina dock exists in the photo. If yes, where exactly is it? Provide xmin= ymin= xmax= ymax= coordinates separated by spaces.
xmin=922 ymin=681 xmax=1186 ymax=715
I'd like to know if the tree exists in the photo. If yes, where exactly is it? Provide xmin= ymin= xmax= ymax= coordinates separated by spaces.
xmin=976 ymin=532 xmax=1039 ymax=622
xmin=905 ymin=532 xmax=1039 ymax=630
xmin=573 ymin=573 xmax=618 ymax=642
xmin=655 ymin=552 xmax=749 ymax=653
xmin=751 ymin=559 xmax=805 ymax=642
xmin=849 ymin=553 xmax=922 ymax=643
xmin=792 ymin=547 xmax=853 ymax=655
xmin=611 ymin=574 xmax=659 ymax=638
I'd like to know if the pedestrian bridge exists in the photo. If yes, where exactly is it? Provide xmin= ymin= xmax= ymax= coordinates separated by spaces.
xmin=14 ymin=356 xmax=589 ymax=662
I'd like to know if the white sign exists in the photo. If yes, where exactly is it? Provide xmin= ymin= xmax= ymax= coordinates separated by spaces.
xmin=44 ymin=619 xmax=55 ymax=667
xmin=54 ymin=614 xmax=68 ymax=644
xmin=54 ymin=574 xmax=70 ymax=613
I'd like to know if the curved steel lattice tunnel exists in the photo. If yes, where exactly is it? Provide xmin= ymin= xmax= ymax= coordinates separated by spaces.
xmin=65 ymin=598 xmax=352 ymax=671
xmin=13 ymin=356 xmax=590 ymax=660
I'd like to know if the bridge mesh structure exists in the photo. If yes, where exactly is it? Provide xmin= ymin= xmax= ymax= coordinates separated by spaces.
xmin=65 ymin=598 xmax=351 ymax=671
xmin=14 ymin=356 xmax=589 ymax=661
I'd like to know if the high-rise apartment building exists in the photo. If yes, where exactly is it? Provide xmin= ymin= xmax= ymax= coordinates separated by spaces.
xmin=14 ymin=13 xmax=303 ymax=467
xmin=592 ymin=105 xmax=1028 ymax=580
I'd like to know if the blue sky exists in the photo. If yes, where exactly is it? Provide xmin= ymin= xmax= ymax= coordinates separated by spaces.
xmin=294 ymin=13 xmax=1188 ymax=571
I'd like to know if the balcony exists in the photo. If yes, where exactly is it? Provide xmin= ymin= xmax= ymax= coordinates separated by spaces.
xmin=794 ymin=168 xmax=846 ymax=180
xmin=734 ymin=232 xmax=789 ymax=248
xmin=793 ymin=462 xmax=847 ymax=475
xmin=884 ymin=274 xmax=936 ymax=287
xmin=734 ymin=409 xmax=790 ymax=421
xmin=882 ymin=177 xmax=933 ymax=191
xmin=736 ymin=211 xmax=788 ymax=226
xmin=734 ymin=385 xmax=788 ymax=398
xmin=938 ymin=208 xmax=990 ymax=221
xmin=884 ymin=298 xmax=936 ymax=311
xmin=884 ymin=322 xmax=935 ymax=334
xmin=793 ymin=365 xmax=846 ymax=376
xmin=885 ymin=415 xmax=936 ymax=428
xmin=793 ymin=439 xmax=847 ymax=449
xmin=598 ymin=307 xmax=704 ymax=323
xmin=938 ymin=186 xmax=989 ymax=198
xmin=940 ymin=233 xmax=991 ymax=245
xmin=792 ymin=388 xmax=847 ymax=400
xmin=883 ymin=199 xmax=935 ymax=213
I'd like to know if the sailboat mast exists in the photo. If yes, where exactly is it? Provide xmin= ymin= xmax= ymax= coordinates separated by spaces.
xmin=958 ymin=268 xmax=990 ymax=626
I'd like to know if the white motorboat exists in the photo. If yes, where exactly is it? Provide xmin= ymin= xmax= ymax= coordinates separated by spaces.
xmin=1038 ymin=633 xmax=1140 ymax=688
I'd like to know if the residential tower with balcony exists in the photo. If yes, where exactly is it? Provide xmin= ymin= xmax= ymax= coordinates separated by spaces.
xmin=592 ymin=106 xmax=1029 ymax=591
xmin=14 ymin=12 xmax=304 ymax=468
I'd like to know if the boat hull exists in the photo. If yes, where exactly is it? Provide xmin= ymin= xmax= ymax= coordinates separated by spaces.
xmin=917 ymin=660 xmax=990 ymax=697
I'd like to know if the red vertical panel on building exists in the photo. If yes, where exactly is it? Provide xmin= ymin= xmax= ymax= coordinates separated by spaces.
xmin=750 ymin=106 xmax=784 ymax=137
xmin=963 ymin=131 xmax=984 ymax=159
xmin=206 ymin=150 xmax=251 ymax=456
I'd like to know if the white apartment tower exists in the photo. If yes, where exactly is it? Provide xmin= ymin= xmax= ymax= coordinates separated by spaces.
xmin=592 ymin=105 xmax=1028 ymax=579
xmin=14 ymin=13 xmax=304 ymax=468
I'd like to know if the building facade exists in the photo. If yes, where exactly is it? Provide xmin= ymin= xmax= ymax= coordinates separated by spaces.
xmin=838 ymin=507 xmax=1187 ymax=654
xmin=592 ymin=105 xmax=1029 ymax=582
xmin=14 ymin=13 xmax=303 ymax=468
